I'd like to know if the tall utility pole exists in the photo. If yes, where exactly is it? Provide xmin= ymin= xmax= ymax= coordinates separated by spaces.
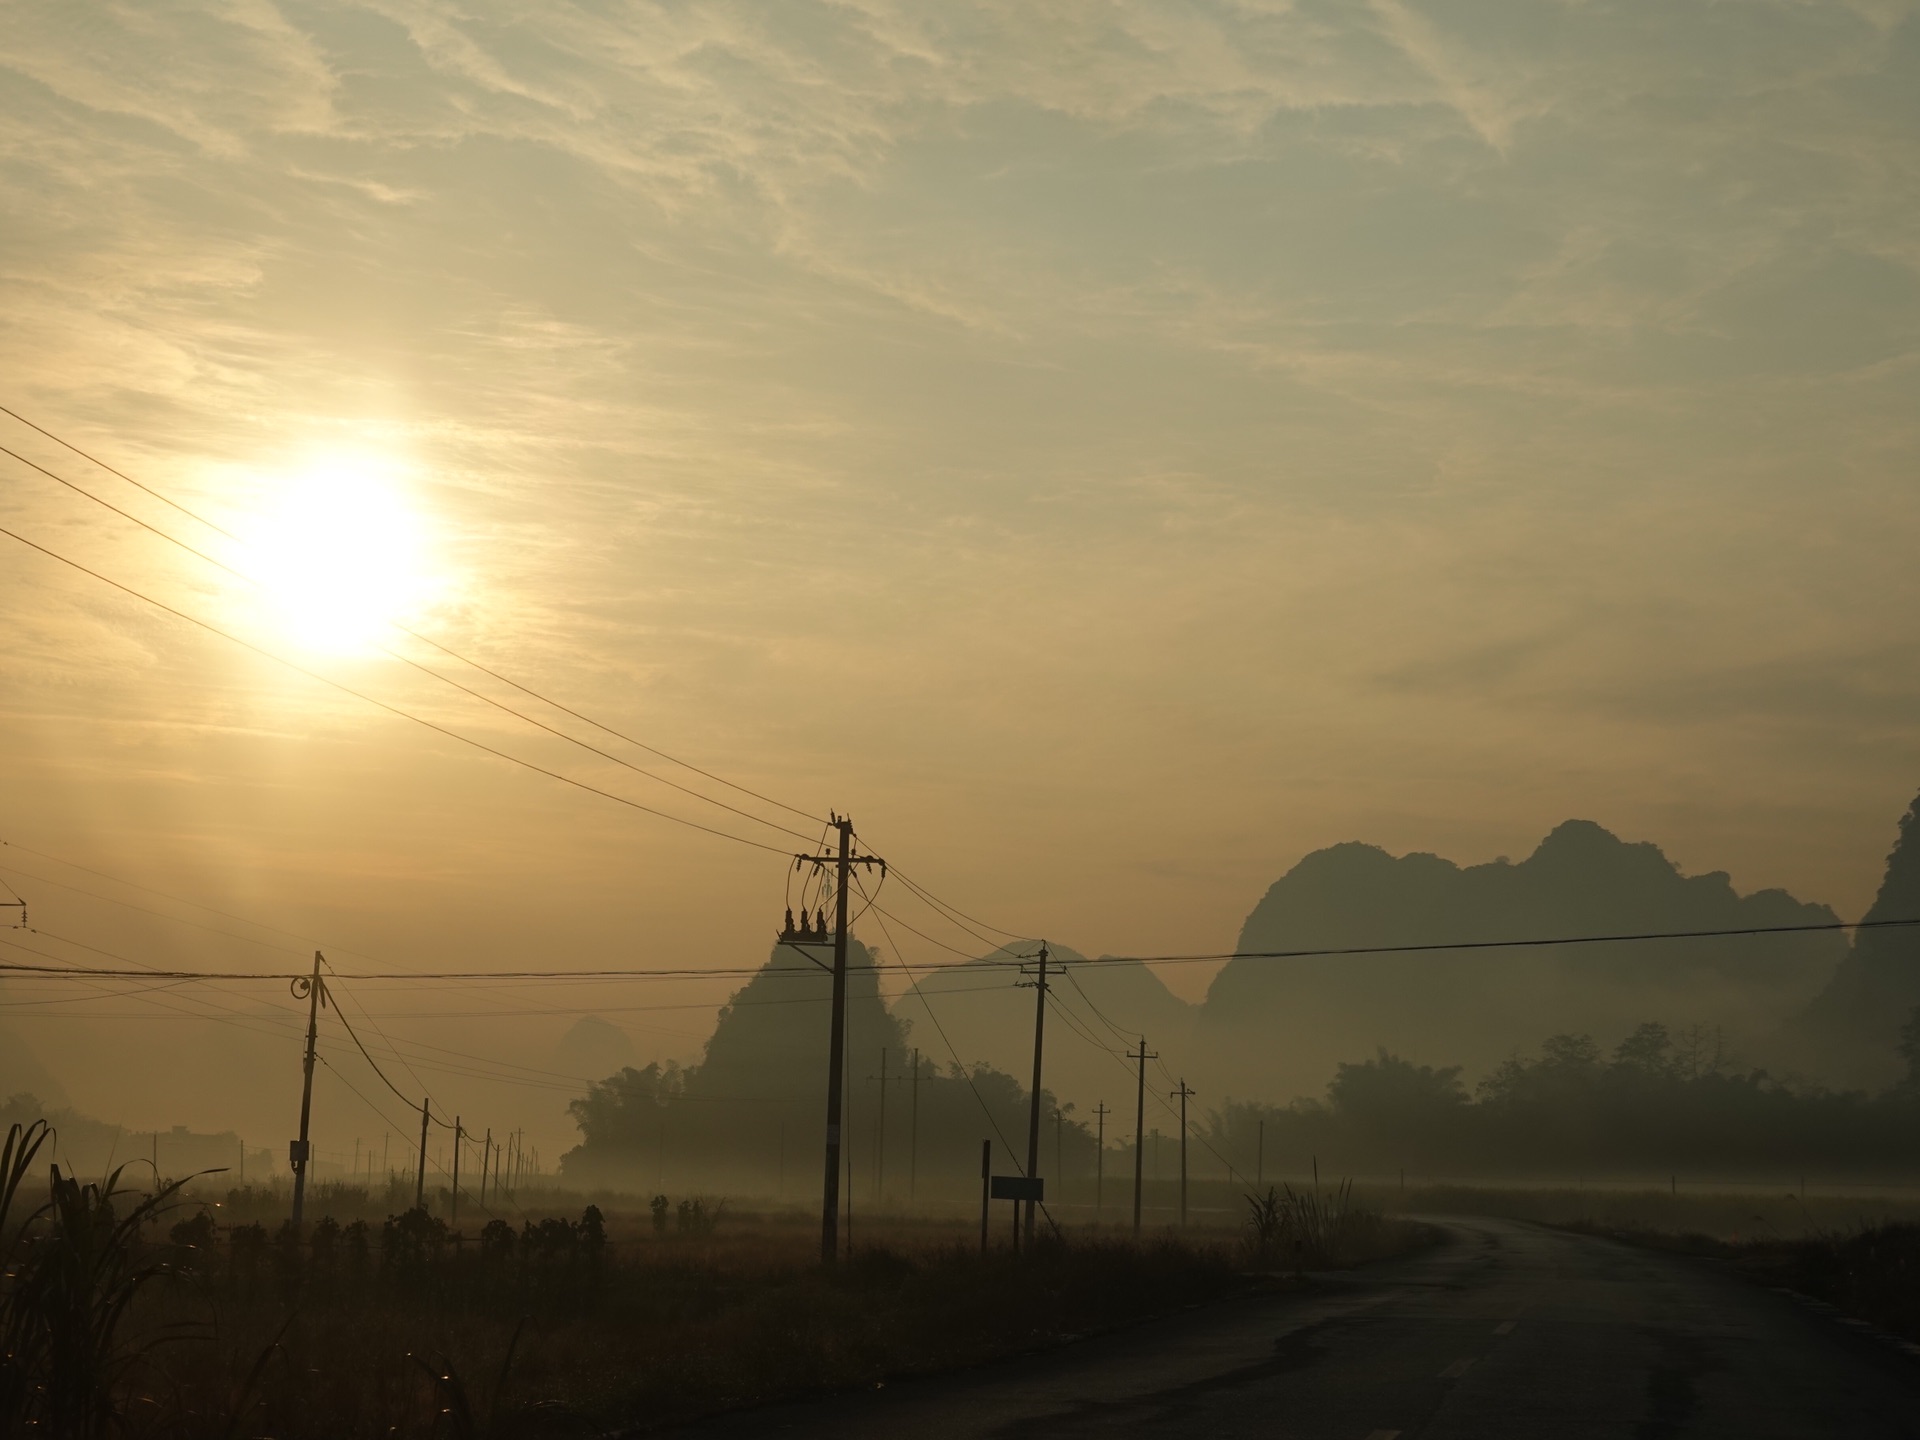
xmin=414 ymin=1098 xmax=430 ymax=1209
xmin=451 ymin=1118 xmax=463 ymax=1224
xmin=1128 ymin=1037 xmax=1156 ymax=1234
xmin=481 ymin=1128 xmax=492 ymax=1206
xmin=289 ymin=951 xmax=326 ymax=1227
xmin=786 ymin=814 xmax=884 ymax=1265
xmin=1170 ymin=1079 xmax=1195 ymax=1225
xmin=909 ymin=1046 xmax=921 ymax=1202
xmin=1019 ymin=941 xmax=1050 ymax=1245
xmin=1093 ymin=1103 xmax=1110 ymax=1215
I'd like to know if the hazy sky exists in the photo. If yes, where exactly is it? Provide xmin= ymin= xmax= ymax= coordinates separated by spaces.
xmin=3 ymin=2 xmax=1918 ymax=1141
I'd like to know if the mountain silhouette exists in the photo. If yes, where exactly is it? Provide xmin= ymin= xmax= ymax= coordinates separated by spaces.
xmin=1780 ymin=789 xmax=1920 ymax=1087
xmin=887 ymin=942 xmax=1195 ymax=1117
xmin=1193 ymin=820 xmax=1843 ymax=1102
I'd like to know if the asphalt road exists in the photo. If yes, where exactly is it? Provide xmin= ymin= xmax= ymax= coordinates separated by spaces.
xmin=670 ymin=1218 xmax=1920 ymax=1439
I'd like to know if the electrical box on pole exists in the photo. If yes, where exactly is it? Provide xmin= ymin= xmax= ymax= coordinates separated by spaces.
xmin=781 ymin=814 xmax=883 ymax=1265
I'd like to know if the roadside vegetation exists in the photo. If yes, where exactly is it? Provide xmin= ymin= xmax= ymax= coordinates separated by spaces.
xmin=0 ymin=1119 xmax=1423 ymax=1438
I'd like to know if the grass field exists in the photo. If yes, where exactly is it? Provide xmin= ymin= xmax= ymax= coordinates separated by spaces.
xmin=1 ymin=1123 xmax=1428 ymax=1438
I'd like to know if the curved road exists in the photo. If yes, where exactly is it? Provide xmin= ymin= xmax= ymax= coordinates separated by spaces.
xmin=671 ymin=1218 xmax=1920 ymax=1438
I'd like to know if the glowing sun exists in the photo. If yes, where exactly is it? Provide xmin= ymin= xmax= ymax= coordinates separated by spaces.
xmin=246 ymin=453 xmax=439 ymax=654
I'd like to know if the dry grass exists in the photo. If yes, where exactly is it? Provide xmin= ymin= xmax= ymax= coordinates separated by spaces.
xmin=105 ymin=1203 xmax=1253 ymax=1437
xmin=2 ymin=1133 xmax=1434 ymax=1439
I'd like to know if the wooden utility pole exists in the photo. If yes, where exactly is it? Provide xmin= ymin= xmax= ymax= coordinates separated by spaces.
xmin=1093 ymin=1103 xmax=1110 ymax=1215
xmin=451 ymin=1117 xmax=463 ymax=1224
xmin=1020 ymin=941 xmax=1050 ymax=1245
xmin=875 ymin=1048 xmax=887 ymax=1203
xmin=1128 ymin=1037 xmax=1156 ymax=1235
xmin=1170 ymin=1079 xmax=1195 ymax=1225
xmin=481 ymin=1128 xmax=492 ymax=1206
xmin=979 ymin=1139 xmax=991 ymax=1252
xmin=289 ymin=951 xmax=325 ymax=1227
xmin=414 ymin=1097 xmax=430 ymax=1210
xmin=785 ymin=815 xmax=884 ymax=1265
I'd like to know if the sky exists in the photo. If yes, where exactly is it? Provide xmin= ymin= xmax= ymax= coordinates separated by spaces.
xmin=1 ymin=1 xmax=1918 ymax=1152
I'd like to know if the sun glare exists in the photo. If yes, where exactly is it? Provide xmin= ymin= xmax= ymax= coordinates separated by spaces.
xmin=246 ymin=453 xmax=439 ymax=655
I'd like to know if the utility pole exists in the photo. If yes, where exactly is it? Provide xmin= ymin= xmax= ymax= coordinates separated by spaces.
xmin=1128 ymin=1037 xmax=1155 ymax=1235
xmin=785 ymin=814 xmax=884 ymax=1265
xmin=414 ymin=1098 xmax=430 ymax=1210
xmin=910 ymin=1046 xmax=921 ymax=1202
xmin=1170 ymin=1079 xmax=1195 ymax=1225
xmin=1093 ymin=1103 xmax=1110 ymax=1215
xmin=289 ymin=951 xmax=326 ymax=1228
xmin=451 ymin=1117 xmax=463 ymax=1224
xmin=481 ymin=1128 xmax=492 ymax=1206
xmin=875 ymin=1048 xmax=887 ymax=1203
xmin=1019 ymin=941 xmax=1050 ymax=1245
xmin=979 ymin=1139 xmax=991 ymax=1252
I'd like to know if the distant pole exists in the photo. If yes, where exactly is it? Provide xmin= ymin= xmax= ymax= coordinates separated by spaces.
xmin=1093 ymin=1103 xmax=1110 ymax=1215
xmin=451 ymin=1117 xmax=462 ymax=1224
xmin=1021 ymin=942 xmax=1050 ymax=1245
xmin=381 ymin=1132 xmax=389 ymax=1193
xmin=980 ymin=1140 xmax=991 ymax=1252
xmin=290 ymin=951 xmax=326 ymax=1227
xmin=1170 ymin=1079 xmax=1195 ymax=1225
xmin=910 ymin=1046 xmax=921 ymax=1202
xmin=414 ymin=1098 xmax=430 ymax=1210
xmin=482 ymin=1128 xmax=492 ymax=1206
xmin=876 ymin=1048 xmax=888 ymax=1203
xmin=1128 ymin=1037 xmax=1156 ymax=1234
xmin=1054 ymin=1108 xmax=1063 ymax=1203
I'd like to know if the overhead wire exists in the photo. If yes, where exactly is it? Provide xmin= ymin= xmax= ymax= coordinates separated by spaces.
xmin=0 ymin=523 xmax=794 ymax=856
xmin=0 ymin=409 xmax=826 ymax=829
xmin=855 ymin=872 xmax=1024 ymax=1172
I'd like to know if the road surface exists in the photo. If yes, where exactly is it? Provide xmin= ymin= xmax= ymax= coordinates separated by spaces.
xmin=668 ymin=1218 xmax=1920 ymax=1438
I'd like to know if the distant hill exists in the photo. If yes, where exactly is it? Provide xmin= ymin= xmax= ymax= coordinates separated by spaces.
xmin=888 ymin=942 xmax=1195 ymax=1117
xmin=1193 ymin=820 xmax=1844 ymax=1103
xmin=1779 ymin=790 xmax=1920 ymax=1088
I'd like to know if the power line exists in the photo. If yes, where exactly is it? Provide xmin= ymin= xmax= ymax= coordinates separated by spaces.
xmin=857 ymin=874 xmax=1024 ymax=1171
xmin=10 ymin=913 xmax=1914 ymax=985
xmin=0 ymin=407 xmax=826 ymax=827
xmin=0 ymin=523 xmax=794 ymax=856
xmin=1066 ymin=916 xmax=1920 ymax=968
xmin=887 ymin=866 xmax=1033 ymax=945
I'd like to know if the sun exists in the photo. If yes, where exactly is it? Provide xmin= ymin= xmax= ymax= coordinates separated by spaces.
xmin=245 ymin=452 xmax=439 ymax=655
